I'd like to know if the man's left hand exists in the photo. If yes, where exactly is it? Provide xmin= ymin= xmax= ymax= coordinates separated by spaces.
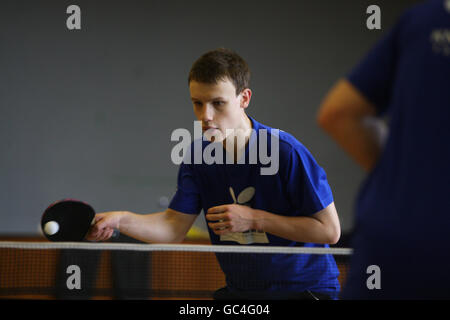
xmin=205 ymin=204 xmax=260 ymax=235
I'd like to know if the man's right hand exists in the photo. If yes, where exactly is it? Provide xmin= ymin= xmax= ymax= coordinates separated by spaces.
xmin=86 ymin=211 xmax=126 ymax=241
xmin=85 ymin=209 xmax=197 ymax=243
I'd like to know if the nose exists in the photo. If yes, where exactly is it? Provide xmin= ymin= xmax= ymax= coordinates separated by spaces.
xmin=197 ymin=104 xmax=214 ymax=122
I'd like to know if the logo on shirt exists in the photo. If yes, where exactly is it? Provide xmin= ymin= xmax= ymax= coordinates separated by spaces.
xmin=430 ymin=29 xmax=450 ymax=56
xmin=220 ymin=186 xmax=269 ymax=245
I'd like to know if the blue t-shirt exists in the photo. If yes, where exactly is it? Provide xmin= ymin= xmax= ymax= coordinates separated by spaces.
xmin=169 ymin=116 xmax=340 ymax=298
xmin=342 ymin=0 xmax=450 ymax=299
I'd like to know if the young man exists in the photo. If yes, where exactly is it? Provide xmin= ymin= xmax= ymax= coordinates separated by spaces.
xmin=88 ymin=48 xmax=341 ymax=299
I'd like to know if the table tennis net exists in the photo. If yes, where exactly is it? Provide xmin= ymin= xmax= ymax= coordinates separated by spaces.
xmin=0 ymin=242 xmax=352 ymax=299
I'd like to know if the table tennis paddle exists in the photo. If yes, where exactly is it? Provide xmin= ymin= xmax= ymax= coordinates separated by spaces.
xmin=41 ymin=199 xmax=119 ymax=242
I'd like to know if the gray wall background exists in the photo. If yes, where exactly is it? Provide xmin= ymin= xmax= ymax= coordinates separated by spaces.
xmin=0 ymin=0 xmax=418 ymax=235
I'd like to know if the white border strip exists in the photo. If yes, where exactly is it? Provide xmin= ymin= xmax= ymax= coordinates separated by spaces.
xmin=0 ymin=241 xmax=353 ymax=255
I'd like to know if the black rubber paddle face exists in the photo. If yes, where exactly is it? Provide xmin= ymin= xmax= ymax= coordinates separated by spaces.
xmin=41 ymin=200 xmax=95 ymax=242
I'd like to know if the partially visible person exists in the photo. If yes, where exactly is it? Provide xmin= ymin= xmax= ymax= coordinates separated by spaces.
xmin=317 ymin=0 xmax=450 ymax=299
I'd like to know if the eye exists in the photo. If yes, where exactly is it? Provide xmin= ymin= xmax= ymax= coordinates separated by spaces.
xmin=213 ymin=101 xmax=225 ymax=107
xmin=193 ymin=101 xmax=202 ymax=107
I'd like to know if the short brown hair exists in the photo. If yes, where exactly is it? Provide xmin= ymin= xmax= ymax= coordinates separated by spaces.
xmin=188 ymin=48 xmax=251 ymax=95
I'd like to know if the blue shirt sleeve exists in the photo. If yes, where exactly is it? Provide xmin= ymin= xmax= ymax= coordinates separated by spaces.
xmin=284 ymin=143 xmax=334 ymax=216
xmin=347 ymin=13 xmax=406 ymax=115
xmin=168 ymin=162 xmax=202 ymax=215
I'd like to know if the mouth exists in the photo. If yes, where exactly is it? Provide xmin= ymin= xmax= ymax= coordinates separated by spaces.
xmin=202 ymin=126 xmax=218 ymax=131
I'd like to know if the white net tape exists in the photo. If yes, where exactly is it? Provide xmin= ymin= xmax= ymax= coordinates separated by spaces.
xmin=0 ymin=241 xmax=352 ymax=255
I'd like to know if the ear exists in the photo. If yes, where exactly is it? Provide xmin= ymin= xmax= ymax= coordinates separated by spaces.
xmin=239 ymin=88 xmax=252 ymax=109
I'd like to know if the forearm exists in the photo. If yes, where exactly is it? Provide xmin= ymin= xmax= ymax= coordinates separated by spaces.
xmin=253 ymin=209 xmax=339 ymax=244
xmin=118 ymin=211 xmax=186 ymax=243
xmin=317 ymin=79 xmax=388 ymax=172
xmin=320 ymin=114 xmax=384 ymax=172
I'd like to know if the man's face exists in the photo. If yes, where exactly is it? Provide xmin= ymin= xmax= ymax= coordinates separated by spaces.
xmin=189 ymin=78 xmax=249 ymax=142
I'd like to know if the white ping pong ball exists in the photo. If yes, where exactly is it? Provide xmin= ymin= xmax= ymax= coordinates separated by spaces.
xmin=44 ymin=221 xmax=59 ymax=235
